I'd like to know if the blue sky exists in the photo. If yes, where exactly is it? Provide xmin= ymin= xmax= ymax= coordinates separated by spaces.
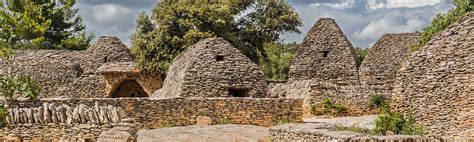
xmin=76 ymin=0 xmax=455 ymax=48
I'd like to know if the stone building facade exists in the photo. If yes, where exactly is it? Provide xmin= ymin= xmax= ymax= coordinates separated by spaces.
xmin=0 ymin=36 xmax=160 ymax=98
xmin=391 ymin=12 xmax=473 ymax=137
xmin=359 ymin=33 xmax=420 ymax=85
xmin=154 ymin=38 xmax=268 ymax=98
xmin=289 ymin=18 xmax=360 ymax=85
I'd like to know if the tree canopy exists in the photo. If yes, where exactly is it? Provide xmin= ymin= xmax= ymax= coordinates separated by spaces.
xmin=131 ymin=1 xmax=302 ymax=73
xmin=0 ymin=0 xmax=93 ymax=50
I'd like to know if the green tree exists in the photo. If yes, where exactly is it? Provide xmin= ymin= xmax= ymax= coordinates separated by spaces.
xmin=259 ymin=42 xmax=298 ymax=80
xmin=131 ymin=1 xmax=302 ymax=73
xmin=0 ymin=75 xmax=40 ymax=100
xmin=354 ymin=47 xmax=368 ymax=62
xmin=0 ymin=0 xmax=93 ymax=50
xmin=410 ymin=0 xmax=472 ymax=51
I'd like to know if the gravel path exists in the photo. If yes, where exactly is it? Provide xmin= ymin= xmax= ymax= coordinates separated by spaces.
xmin=303 ymin=115 xmax=377 ymax=130
xmin=137 ymin=124 xmax=270 ymax=142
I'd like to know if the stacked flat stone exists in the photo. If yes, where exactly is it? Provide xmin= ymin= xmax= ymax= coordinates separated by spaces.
xmin=154 ymin=38 xmax=268 ymax=98
xmin=359 ymin=33 xmax=420 ymax=85
xmin=289 ymin=18 xmax=360 ymax=85
xmin=392 ymin=12 xmax=474 ymax=136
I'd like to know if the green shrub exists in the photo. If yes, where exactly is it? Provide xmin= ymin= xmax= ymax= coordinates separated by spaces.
xmin=0 ymin=75 xmax=40 ymax=100
xmin=0 ymin=106 xmax=7 ymax=127
xmin=369 ymin=95 xmax=385 ymax=108
xmin=221 ymin=118 xmax=233 ymax=124
xmin=311 ymin=98 xmax=348 ymax=116
xmin=375 ymin=106 xmax=426 ymax=135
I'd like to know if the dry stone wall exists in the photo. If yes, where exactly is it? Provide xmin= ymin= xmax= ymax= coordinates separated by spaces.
xmin=1 ymin=97 xmax=303 ymax=139
xmin=155 ymin=38 xmax=268 ymax=98
xmin=269 ymin=80 xmax=392 ymax=116
xmin=359 ymin=33 xmax=420 ymax=85
xmin=391 ymin=12 xmax=474 ymax=137
xmin=289 ymin=18 xmax=360 ymax=85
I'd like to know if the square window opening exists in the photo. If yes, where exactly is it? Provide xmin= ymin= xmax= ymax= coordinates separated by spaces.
xmin=216 ymin=55 xmax=224 ymax=61
xmin=322 ymin=51 xmax=330 ymax=58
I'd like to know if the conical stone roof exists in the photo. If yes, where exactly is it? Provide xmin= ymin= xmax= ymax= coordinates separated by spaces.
xmin=289 ymin=18 xmax=360 ymax=85
xmin=359 ymin=33 xmax=420 ymax=85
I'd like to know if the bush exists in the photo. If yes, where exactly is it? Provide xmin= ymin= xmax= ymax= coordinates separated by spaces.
xmin=375 ymin=106 xmax=426 ymax=135
xmin=369 ymin=95 xmax=385 ymax=108
xmin=0 ymin=106 xmax=6 ymax=127
xmin=0 ymin=75 xmax=40 ymax=100
xmin=312 ymin=98 xmax=348 ymax=116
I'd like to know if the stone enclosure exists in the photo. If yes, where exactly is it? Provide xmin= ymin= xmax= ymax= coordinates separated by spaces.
xmin=0 ymin=12 xmax=473 ymax=140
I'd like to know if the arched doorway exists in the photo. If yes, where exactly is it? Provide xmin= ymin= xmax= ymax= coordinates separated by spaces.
xmin=111 ymin=80 xmax=148 ymax=98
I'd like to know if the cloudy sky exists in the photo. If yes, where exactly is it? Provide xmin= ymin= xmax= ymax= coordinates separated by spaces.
xmin=76 ymin=0 xmax=455 ymax=48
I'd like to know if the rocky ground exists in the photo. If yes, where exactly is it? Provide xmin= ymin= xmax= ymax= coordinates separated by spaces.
xmin=136 ymin=115 xmax=378 ymax=142
xmin=137 ymin=124 xmax=271 ymax=142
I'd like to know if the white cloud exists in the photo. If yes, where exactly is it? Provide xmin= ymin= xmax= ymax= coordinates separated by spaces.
xmin=310 ymin=0 xmax=356 ymax=9
xmin=367 ymin=0 xmax=444 ymax=9
xmin=353 ymin=13 xmax=427 ymax=40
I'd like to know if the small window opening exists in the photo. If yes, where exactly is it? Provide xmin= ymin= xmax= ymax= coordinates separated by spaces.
xmin=322 ymin=51 xmax=330 ymax=58
xmin=104 ymin=56 xmax=108 ymax=63
xmin=216 ymin=55 xmax=224 ymax=61
xmin=228 ymin=89 xmax=248 ymax=97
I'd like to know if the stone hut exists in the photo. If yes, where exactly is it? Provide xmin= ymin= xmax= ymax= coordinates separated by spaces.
xmin=391 ymin=13 xmax=473 ymax=136
xmin=154 ymin=38 xmax=268 ymax=98
xmin=289 ymin=18 xmax=360 ymax=85
xmin=0 ymin=36 xmax=161 ymax=98
xmin=96 ymin=62 xmax=161 ymax=97
xmin=359 ymin=33 xmax=420 ymax=85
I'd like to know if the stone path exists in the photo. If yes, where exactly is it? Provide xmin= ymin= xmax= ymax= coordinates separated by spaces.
xmin=137 ymin=124 xmax=270 ymax=142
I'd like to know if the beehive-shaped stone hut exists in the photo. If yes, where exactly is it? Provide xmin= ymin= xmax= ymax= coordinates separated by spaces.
xmin=289 ymin=18 xmax=360 ymax=85
xmin=391 ymin=13 xmax=473 ymax=136
xmin=359 ymin=33 xmax=420 ymax=85
xmin=0 ymin=36 xmax=160 ymax=98
xmin=154 ymin=38 xmax=268 ymax=98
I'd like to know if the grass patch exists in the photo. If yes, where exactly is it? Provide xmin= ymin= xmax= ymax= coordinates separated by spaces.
xmin=330 ymin=124 xmax=371 ymax=134
xmin=375 ymin=106 xmax=426 ymax=135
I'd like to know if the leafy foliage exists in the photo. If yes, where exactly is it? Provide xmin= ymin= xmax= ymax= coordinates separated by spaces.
xmin=0 ymin=75 xmax=40 ymax=100
xmin=311 ymin=98 xmax=348 ymax=116
xmin=131 ymin=1 xmax=302 ymax=73
xmin=259 ymin=42 xmax=298 ymax=80
xmin=375 ymin=106 xmax=426 ymax=135
xmin=410 ymin=0 xmax=472 ymax=51
xmin=0 ymin=0 xmax=93 ymax=50
xmin=369 ymin=95 xmax=386 ymax=108
xmin=0 ymin=106 xmax=6 ymax=127
xmin=354 ymin=47 xmax=368 ymax=62
xmin=0 ymin=45 xmax=13 ymax=59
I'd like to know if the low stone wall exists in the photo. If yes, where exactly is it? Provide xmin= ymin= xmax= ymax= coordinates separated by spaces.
xmin=1 ymin=97 xmax=303 ymax=139
xmin=269 ymin=80 xmax=392 ymax=116
xmin=269 ymin=123 xmax=472 ymax=141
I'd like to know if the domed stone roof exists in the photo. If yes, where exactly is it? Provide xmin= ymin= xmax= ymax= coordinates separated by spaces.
xmin=154 ymin=38 xmax=268 ymax=98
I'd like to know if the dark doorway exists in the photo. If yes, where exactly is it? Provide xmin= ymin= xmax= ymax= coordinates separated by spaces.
xmin=322 ymin=51 xmax=330 ymax=58
xmin=228 ymin=89 xmax=248 ymax=97
xmin=216 ymin=55 xmax=224 ymax=61
xmin=111 ymin=80 xmax=148 ymax=98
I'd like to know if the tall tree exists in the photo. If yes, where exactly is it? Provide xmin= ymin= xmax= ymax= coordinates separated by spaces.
xmin=131 ymin=1 xmax=302 ymax=73
xmin=0 ymin=0 xmax=93 ymax=50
